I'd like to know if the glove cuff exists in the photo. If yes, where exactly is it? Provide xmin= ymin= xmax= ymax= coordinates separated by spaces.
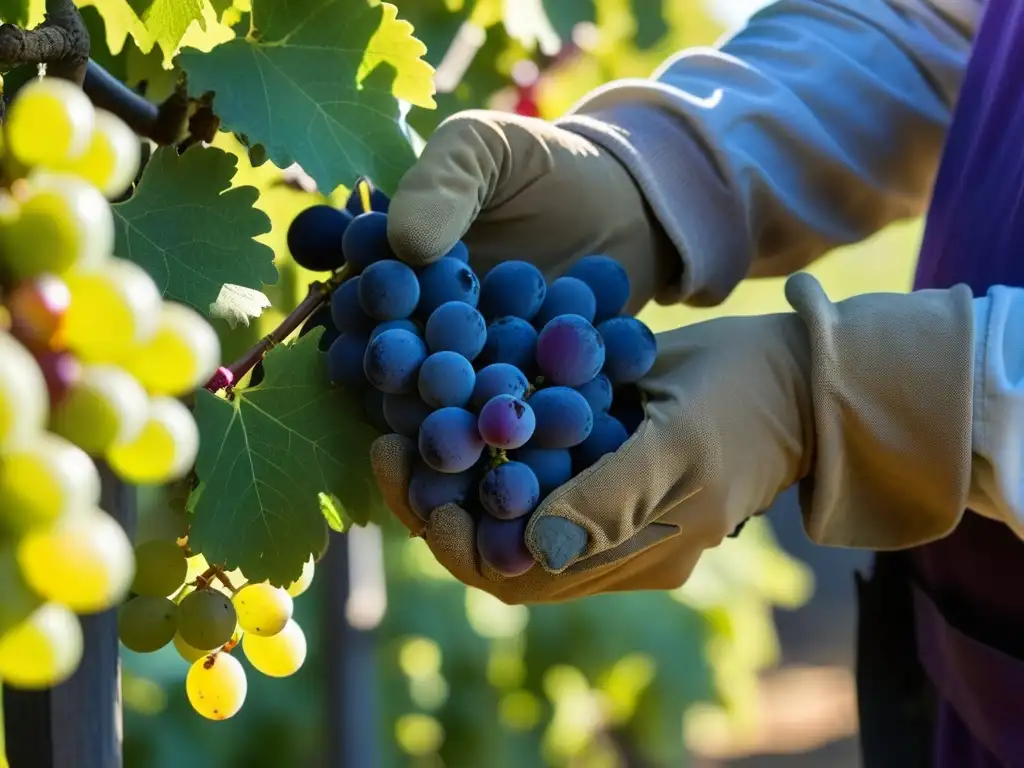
xmin=786 ymin=273 xmax=975 ymax=548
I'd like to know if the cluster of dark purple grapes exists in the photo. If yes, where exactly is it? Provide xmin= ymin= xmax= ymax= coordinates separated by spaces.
xmin=288 ymin=185 xmax=657 ymax=577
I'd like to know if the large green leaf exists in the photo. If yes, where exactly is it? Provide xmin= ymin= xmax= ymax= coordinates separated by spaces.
xmin=112 ymin=145 xmax=277 ymax=319
xmin=78 ymin=0 xmax=154 ymax=54
xmin=180 ymin=0 xmax=435 ymax=195
xmin=141 ymin=0 xmax=204 ymax=63
xmin=189 ymin=331 xmax=387 ymax=585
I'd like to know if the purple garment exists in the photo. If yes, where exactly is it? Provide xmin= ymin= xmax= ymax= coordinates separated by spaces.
xmin=906 ymin=0 xmax=1024 ymax=765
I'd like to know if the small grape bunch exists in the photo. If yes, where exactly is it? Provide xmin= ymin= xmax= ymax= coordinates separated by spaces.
xmin=0 ymin=76 xmax=220 ymax=690
xmin=294 ymin=180 xmax=657 ymax=578
xmin=117 ymin=540 xmax=315 ymax=721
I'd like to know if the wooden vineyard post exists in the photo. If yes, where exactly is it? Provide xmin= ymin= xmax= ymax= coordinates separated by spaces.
xmin=3 ymin=465 xmax=135 ymax=768
xmin=323 ymin=527 xmax=385 ymax=768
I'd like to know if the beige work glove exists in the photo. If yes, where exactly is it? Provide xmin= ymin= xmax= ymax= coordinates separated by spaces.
xmin=371 ymin=274 xmax=975 ymax=604
xmin=386 ymin=110 xmax=676 ymax=312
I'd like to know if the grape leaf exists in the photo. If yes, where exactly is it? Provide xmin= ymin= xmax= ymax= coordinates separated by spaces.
xmin=112 ymin=145 xmax=278 ymax=319
xmin=208 ymin=284 xmax=271 ymax=328
xmin=180 ymin=0 xmax=436 ymax=195
xmin=189 ymin=331 xmax=387 ymax=585
xmin=0 ymin=0 xmax=31 ymax=26
xmin=78 ymin=0 xmax=154 ymax=54
xmin=140 ymin=0 xmax=204 ymax=63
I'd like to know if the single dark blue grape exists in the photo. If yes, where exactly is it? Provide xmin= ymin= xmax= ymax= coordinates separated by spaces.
xmin=331 ymin=277 xmax=375 ymax=335
xmin=611 ymin=386 xmax=645 ymax=434
xmin=417 ymin=257 xmax=480 ymax=316
xmin=513 ymin=448 xmax=573 ymax=497
xmin=383 ymin=393 xmax=434 ymax=438
xmin=598 ymin=317 xmax=657 ymax=384
xmin=326 ymin=332 xmax=369 ymax=388
xmin=425 ymin=302 xmax=486 ymax=361
xmin=478 ymin=261 xmax=546 ymax=321
xmin=344 ymin=184 xmax=390 ymax=215
xmin=361 ymin=388 xmax=390 ymax=433
xmin=470 ymin=364 xmax=530 ymax=411
xmin=527 ymin=387 xmax=594 ymax=448
xmin=446 ymin=241 xmax=470 ymax=263
xmin=478 ymin=395 xmax=535 ymax=449
xmin=573 ymin=414 xmax=629 ymax=472
xmin=342 ymin=212 xmax=395 ymax=272
xmin=418 ymin=351 xmax=476 ymax=409
xmin=575 ymin=373 xmax=612 ymax=414
xmin=479 ymin=317 xmax=538 ymax=372
xmin=477 ymin=514 xmax=534 ymax=577
xmin=418 ymin=407 xmax=486 ymax=473
xmin=287 ymin=205 xmax=352 ymax=272
xmin=408 ymin=464 xmax=474 ymax=520
xmin=370 ymin=319 xmax=420 ymax=343
xmin=363 ymin=329 xmax=428 ymax=394
xmin=566 ymin=255 xmax=630 ymax=321
xmin=479 ymin=461 xmax=540 ymax=520
xmin=358 ymin=260 xmax=420 ymax=321
xmin=536 ymin=314 xmax=605 ymax=387
xmin=533 ymin=277 xmax=597 ymax=327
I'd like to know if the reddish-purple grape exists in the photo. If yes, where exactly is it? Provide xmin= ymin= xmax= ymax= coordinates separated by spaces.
xmin=478 ymin=395 xmax=535 ymax=449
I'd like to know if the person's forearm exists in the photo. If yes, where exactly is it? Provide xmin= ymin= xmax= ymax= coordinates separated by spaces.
xmin=967 ymin=287 xmax=1024 ymax=538
xmin=559 ymin=0 xmax=981 ymax=306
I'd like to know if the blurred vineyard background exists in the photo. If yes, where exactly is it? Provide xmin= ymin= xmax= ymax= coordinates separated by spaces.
xmin=68 ymin=0 xmax=923 ymax=764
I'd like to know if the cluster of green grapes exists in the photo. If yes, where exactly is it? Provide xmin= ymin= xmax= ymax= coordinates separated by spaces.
xmin=0 ymin=76 xmax=219 ymax=689
xmin=119 ymin=544 xmax=315 ymax=721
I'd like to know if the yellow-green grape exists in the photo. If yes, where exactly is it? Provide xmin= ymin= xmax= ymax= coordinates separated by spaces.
xmin=63 ymin=258 xmax=161 ymax=363
xmin=0 ymin=546 xmax=42 ymax=635
xmin=241 ymin=619 xmax=306 ymax=678
xmin=232 ymin=583 xmax=293 ymax=637
xmin=127 ymin=301 xmax=220 ymax=397
xmin=0 ymin=331 xmax=48 ymax=451
xmin=186 ymin=652 xmax=247 ymax=721
xmin=177 ymin=589 xmax=237 ymax=652
xmin=1 ymin=173 xmax=112 ymax=279
xmin=131 ymin=539 xmax=187 ymax=598
xmin=0 ymin=432 xmax=100 ymax=532
xmin=106 ymin=397 xmax=199 ymax=485
xmin=117 ymin=596 xmax=178 ymax=653
xmin=286 ymin=557 xmax=315 ymax=598
xmin=50 ymin=364 xmax=148 ymax=455
xmin=5 ymin=77 xmax=95 ymax=168
xmin=173 ymin=631 xmax=208 ymax=664
xmin=18 ymin=506 xmax=135 ymax=614
xmin=55 ymin=109 xmax=140 ymax=199
xmin=0 ymin=603 xmax=84 ymax=689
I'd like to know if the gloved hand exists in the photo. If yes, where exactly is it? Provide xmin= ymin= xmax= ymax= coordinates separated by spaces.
xmin=385 ymin=110 xmax=676 ymax=313
xmin=371 ymin=274 xmax=975 ymax=604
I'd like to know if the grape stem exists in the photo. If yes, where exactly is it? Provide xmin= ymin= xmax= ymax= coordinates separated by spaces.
xmin=0 ymin=0 xmax=89 ymax=82
xmin=205 ymin=266 xmax=351 ymax=394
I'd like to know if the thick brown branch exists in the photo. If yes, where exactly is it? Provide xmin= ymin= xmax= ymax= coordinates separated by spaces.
xmin=0 ymin=0 xmax=90 ymax=83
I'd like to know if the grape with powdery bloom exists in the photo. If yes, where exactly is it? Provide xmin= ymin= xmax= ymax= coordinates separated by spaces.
xmin=311 ymin=201 xmax=657 ymax=578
